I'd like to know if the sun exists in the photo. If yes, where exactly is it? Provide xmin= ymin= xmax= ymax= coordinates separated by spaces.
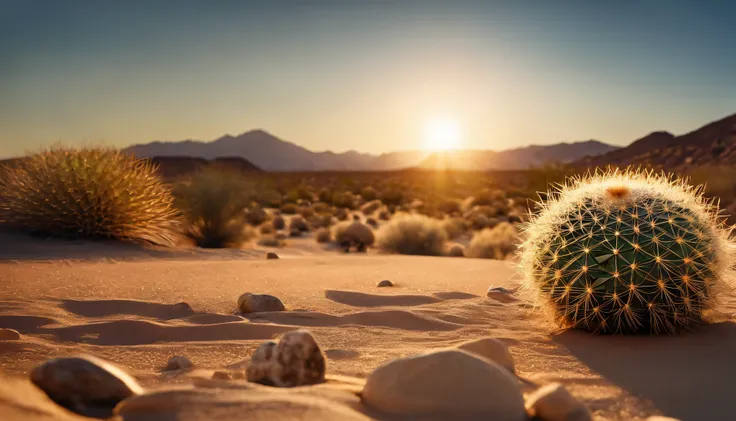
xmin=423 ymin=118 xmax=461 ymax=151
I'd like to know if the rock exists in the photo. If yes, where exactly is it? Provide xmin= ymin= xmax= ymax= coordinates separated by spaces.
xmin=30 ymin=355 xmax=143 ymax=415
xmin=487 ymin=286 xmax=519 ymax=303
xmin=361 ymin=349 xmax=526 ymax=419
xmin=488 ymin=286 xmax=511 ymax=295
xmin=0 ymin=328 xmax=21 ymax=340
xmin=525 ymin=383 xmax=591 ymax=421
xmin=456 ymin=337 xmax=515 ymax=373
xmin=246 ymin=330 xmax=326 ymax=387
xmin=237 ymin=293 xmax=285 ymax=313
xmin=376 ymin=280 xmax=393 ymax=287
xmin=164 ymin=356 xmax=193 ymax=371
xmin=266 ymin=252 xmax=279 ymax=260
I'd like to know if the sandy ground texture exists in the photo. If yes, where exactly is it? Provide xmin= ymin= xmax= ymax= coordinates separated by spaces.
xmin=1 ymin=233 xmax=735 ymax=421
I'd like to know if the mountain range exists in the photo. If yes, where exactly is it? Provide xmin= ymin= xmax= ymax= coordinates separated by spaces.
xmin=123 ymin=132 xmax=618 ymax=172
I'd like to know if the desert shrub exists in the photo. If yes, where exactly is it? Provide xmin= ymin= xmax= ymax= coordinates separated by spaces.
xmin=360 ymin=186 xmax=378 ymax=201
xmin=334 ymin=207 xmax=349 ymax=221
xmin=280 ymin=203 xmax=299 ymax=214
xmin=0 ymin=147 xmax=180 ymax=244
xmin=289 ymin=228 xmax=302 ymax=237
xmin=258 ymin=234 xmax=285 ymax=248
xmin=299 ymin=206 xmax=315 ymax=218
xmin=366 ymin=217 xmax=378 ymax=228
xmin=308 ymin=214 xmax=333 ymax=229
xmin=271 ymin=215 xmax=286 ymax=230
xmin=175 ymin=169 xmax=257 ymax=248
xmin=245 ymin=207 xmax=268 ymax=226
xmin=446 ymin=243 xmax=465 ymax=257
xmin=333 ymin=221 xmax=375 ymax=252
xmin=331 ymin=191 xmax=356 ymax=209
xmin=315 ymin=227 xmax=332 ymax=243
xmin=289 ymin=215 xmax=309 ymax=232
xmin=466 ymin=223 xmax=518 ymax=259
xmin=442 ymin=217 xmax=468 ymax=239
xmin=437 ymin=199 xmax=462 ymax=215
xmin=375 ymin=214 xmax=447 ymax=256
xmin=361 ymin=199 xmax=383 ymax=216
xmin=379 ymin=189 xmax=405 ymax=207
xmin=311 ymin=202 xmax=332 ymax=215
xmin=259 ymin=223 xmax=275 ymax=235
xmin=318 ymin=189 xmax=332 ymax=204
xmin=378 ymin=210 xmax=391 ymax=221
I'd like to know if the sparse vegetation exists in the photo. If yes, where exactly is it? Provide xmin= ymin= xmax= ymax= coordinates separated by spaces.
xmin=315 ymin=227 xmax=332 ymax=243
xmin=446 ymin=243 xmax=465 ymax=257
xmin=333 ymin=221 xmax=375 ymax=252
xmin=375 ymin=214 xmax=447 ymax=256
xmin=271 ymin=215 xmax=286 ymax=230
xmin=466 ymin=223 xmax=518 ymax=259
xmin=361 ymin=200 xmax=383 ymax=215
xmin=289 ymin=215 xmax=309 ymax=232
xmin=258 ymin=234 xmax=285 ymax=248
xmin=0 ymin=147 xmax=180 ymax=244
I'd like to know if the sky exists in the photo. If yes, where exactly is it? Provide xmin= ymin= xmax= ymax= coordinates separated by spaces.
xmin=1 ymin=0 xmax=735 ymax=157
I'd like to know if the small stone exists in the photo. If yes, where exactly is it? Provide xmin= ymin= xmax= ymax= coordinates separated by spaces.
xmin=376 ymin=280 xmax=393 ymax=287
xmin=246 ymin=330 xmax=326 ymax=387
xmin=0 ymin=328 xmax=21 ymax=340
xmin=456 ymin=337 xmax=515 ymax=374
xmin=487 ymin=286 xmax=519 ymax=303
xmin=237 ymin=293 xmax=285 ymax=313
xmin=266 ymin=252 xmax=279 ymax=260
xmin=488 ymin=286 xmax=511 ymax=295
xmin=30 ymin=355 xmax=143 ymax=414
xmin=362 ymin=349 xmax=526 ymax=419
xmin=525 ymin=383 xmax=592 ymax=421
xmin=164 ymin=356 xmax=193 ymax=371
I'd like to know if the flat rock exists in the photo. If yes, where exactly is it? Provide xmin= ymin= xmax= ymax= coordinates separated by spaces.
xmin=164 ymin=355 xmax=193 ymax=371
xmin=266 ymin=252 xmax=280 ymax=260
xmin=0 ymin=328 xmax=21 ymax=340
xmin=237 ymin=293 xmax=285 ymax=313
xmin=456 ymin=337 xmax=515 ymax=373
xmin=247 ymin=330 xmax=326 ymax=387
xmin=525 ymin=383 xmax=592 ymax=421
xmin=376 ymin=280 xmax=393 ymax=287
xmin=361 ymin=348 xmax=526 ymax=419
xmin=30 ymin=355 xmax=143 ymax=416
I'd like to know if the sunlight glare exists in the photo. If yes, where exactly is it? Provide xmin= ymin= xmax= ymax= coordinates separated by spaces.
xmin=423 ymin=118 xmax=461 ymax=151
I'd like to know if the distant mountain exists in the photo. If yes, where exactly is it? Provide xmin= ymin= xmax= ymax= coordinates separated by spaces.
xmin=419 ymin=140 xmax=619 ymax=170
xmin=576 ymin=112 xmax=736 ymax=169
xmin=124 ymin=131 xmax=617 ymax=172
xmin=124 ymin=130 xmax=428 ymax=171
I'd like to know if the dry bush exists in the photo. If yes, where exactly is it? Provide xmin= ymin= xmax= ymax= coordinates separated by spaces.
xmin=361 ymin=199 xmax=383 ymax=216
xmin=258 ymin=234 xmax=285 ymax=248
xmin=366 ymin=217 xmax=378 ymax=228
xmin=288 ymin=215 xmax=309 ymax=232
xmin=259 ymin=223 xmax=275 ymax=235
xmin=445 ymin=243 xmax=465 ymax=257
xmin=311 ymin=202 xmax=332 ymax=215
xmin=334 ymin=207 xmax=349 ymax=221
xmin=466 ymin=222 xmax=518 ymax=259
xmin=361 ymin=186 xmax=378 ymax=201
xmin=442 ymin=217 xmax=468 ymax=239
xmin=280 ymin=203 xmax=299 ymax=215
xmin=271 ymin=215 xmax=286 ymax=230
xmin=375 ymin=214 xmax=447 ymax=256
xmin=315 ymin=227 xmax=332 ymax=243
xmin=437 ymin=199 xmax=462 ymax=215
xmin=299 ymin=206 xmax=315 ymax=218
xmin=378 ymin=210 xmax=391 ymax=221
xmin=245 ymin=207 xmax=268 ymax=226
xmin=175 ymin=169 xmax=256 ymax=248
xmin=332 ymin=221 xmax=375 ymax=252
xmin=308 ymin=214 xmax=333 ymax=229
xmin=289 ymin=228 xmax=302 ymax=237
xmin=0 ymin=147 xmax=180 ymax=244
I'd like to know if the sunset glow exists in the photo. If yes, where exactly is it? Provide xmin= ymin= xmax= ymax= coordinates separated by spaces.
xmin=423 ymin=118 xmax=461 ymax=151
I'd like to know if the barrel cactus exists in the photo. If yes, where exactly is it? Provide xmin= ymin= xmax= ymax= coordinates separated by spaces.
xmin=520 ymin=169 xmax=732 ymax=334
xmin=0 ymin=147 xmax=180 ymax=244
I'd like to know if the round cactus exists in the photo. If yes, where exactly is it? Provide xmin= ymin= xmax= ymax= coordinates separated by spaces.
xmin=0 ymin=147 xmax=180 ymax=244
xmin=520 ymin=169 xmax=732 ymax=334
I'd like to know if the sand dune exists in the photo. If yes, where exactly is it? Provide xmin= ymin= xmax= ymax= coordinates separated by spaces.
xmin=1 ymin=254 xmax=735 ymax=420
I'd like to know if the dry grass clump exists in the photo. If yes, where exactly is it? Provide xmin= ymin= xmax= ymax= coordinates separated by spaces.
xmin=375 ymin=214 xmax=447 ymax=256
xmin=332 ymin=221 xmax=375 ymax=252
xmin=366 ymin=217 xmax=378 ymax=228
xmin=445 ymin=243 xmax=465 ymax=257
xmin=0 ymin=147 xmax=180 ymax=244
xmin=361 ymin=199 xmax=383 ymax=216
xmin=271 ymin=215 xmax=285 ymax=230
xmin=334 ymin=207 xmax=349 ymax=221
xmin=378 ymin=210 xmax=391 ymax=220
xmin=258 ymin=234 xmax=286 ymax=248
xmin=288 ymin=215 xmax=309 ymax=233
xmin=442 ymin=217 xmax=468 ymax=239
xmin=280 ymin=203 xmax=299 ymax=215
xmin=308 ymin=214 xmax=333 ymax=229
xmin=299 ymin=206 xmax=315 ymax=218
xmin=259 ymin=223 xmax=275 ymax=235
xmin=245 ymin=207 xmax=268 ymax=226
xmin=315 ymin=227 xmax=332 ymax=243
xmin=175 ymin=169 xmax=257 ymax=248
xmin=466 ymin=222 xmax=518 ymax=259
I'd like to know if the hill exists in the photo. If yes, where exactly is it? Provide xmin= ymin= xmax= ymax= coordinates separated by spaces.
xmin=576 ymin=112 xmax=736 ymax=169
xmin=419 ymin=140 xmax=619 ymax=170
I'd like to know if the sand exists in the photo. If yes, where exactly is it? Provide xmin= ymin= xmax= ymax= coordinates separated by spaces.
xmin=1 ymin=232 xmax=735 ymax=420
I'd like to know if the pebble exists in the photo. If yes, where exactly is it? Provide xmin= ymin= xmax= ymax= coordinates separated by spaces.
xmin=164 ymin=356 xmax=193 ymax=371
xmin=0 ymin=328 xmax=21 ymax=340
xmin=237 ymin=293 xmax=285 ymax=313
xmin=30 ymin=355 xmax=143 ymax=414
xmin=487 ymin=286 xmax=519 ymax=303
xmin=266 ymin=252 xmax=279 ymax=260
xmin=246 ymin=330 xmax=326 ymax=387
xmin=456 ymin=337 xmax=515 ymax=374
xmin=376 ymin=280 xmax=393 ymax=287
xmin=524 ymin=383 xmax=592 ymax=421
xmin=361 ymin=348 xmax=526 ymax=419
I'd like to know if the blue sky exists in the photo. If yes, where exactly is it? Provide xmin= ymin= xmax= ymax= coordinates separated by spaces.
xmin=1 ymin=0 xmax=735 ymax=156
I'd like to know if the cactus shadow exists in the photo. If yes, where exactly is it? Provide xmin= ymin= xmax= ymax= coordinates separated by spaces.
xmin=553 ymin=322 xmax=736 ymax=421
